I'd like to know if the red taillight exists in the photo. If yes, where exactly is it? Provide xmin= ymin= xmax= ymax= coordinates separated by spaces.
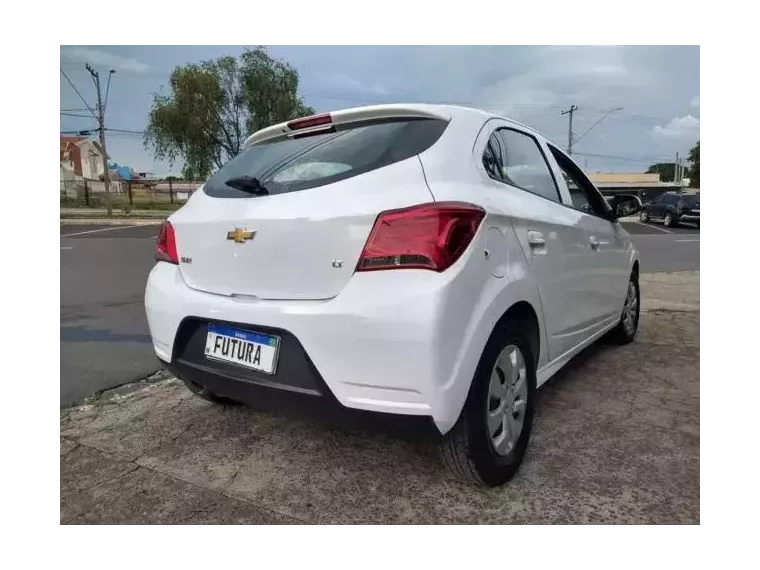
xmin=287 ymin=113 xmax=332 ymax=131
xmin=677 ymin=200 xmax=685 ymax=211
xmin=155 ymin=221 xmax=178 ymax=264
xmin=357 ymin=202 xmax=485 ymax=272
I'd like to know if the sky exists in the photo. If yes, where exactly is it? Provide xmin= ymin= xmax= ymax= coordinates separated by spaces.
xmin=60 ymin=45 xmax=700 ymax=177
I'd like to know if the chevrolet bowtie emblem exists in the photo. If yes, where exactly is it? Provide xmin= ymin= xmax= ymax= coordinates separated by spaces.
xmin=226 ymin=228 xmax=256 ymax=243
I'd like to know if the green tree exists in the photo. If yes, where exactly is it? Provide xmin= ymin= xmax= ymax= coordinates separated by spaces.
xmin=144 ymin=46 xmax=314 ymax=180
xmin=646 ymin=162 xmax=689 ymax=183
xmin=687 ymin=140 xmax=700 ymax=188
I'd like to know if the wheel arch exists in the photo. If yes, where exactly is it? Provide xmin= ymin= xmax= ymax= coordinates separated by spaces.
xmin=492 ymin=300 xmax=541 ymax=367
xmin=435 ymin=291 xmax=545 ymax=435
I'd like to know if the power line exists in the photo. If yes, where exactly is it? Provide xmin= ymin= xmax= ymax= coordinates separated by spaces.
xmin=61 ymin=112 xmax=94 ymax=118
xmin=573 ymin=107 xmax=623 ymax=146
xmin=105 ymin=128 xmax=144 ymax=134
xmin=60 ymin=64 xmax=699 ymax=129
xmin=60 ymin=69 xmax=97 ymax=119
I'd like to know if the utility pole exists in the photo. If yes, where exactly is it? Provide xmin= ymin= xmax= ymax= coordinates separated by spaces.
xmin=675 ymin=152 xmax=681 ymax=191
xmin=561 ymin=104 xmax=579 ymax=155
xmin=85 ymin=64 xmax=115 ymax=216
xmin=674 ymin=152 xmax=678 ymax=186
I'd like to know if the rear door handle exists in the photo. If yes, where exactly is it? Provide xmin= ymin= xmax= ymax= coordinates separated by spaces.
xmin=589 ymin=235 xmax=604 ymax=250
xmin=527 ymin=230 xmax=546 ymax=247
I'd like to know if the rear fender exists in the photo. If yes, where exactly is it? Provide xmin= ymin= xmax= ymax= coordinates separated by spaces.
xmin=433 ymin=273 xmax=545 ymax=434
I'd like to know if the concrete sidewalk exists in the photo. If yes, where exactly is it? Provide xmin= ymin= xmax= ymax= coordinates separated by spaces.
xmin=61 ymin=273 xmax=700 ymax=524
xmin=61 ymin=208 xmax=173 ymax=225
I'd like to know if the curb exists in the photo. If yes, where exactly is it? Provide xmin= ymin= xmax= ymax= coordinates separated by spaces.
xmin=60 ymin=218 xmax=164 ymax=226
xmin=60 ymin=368 xmax=173 ymax=412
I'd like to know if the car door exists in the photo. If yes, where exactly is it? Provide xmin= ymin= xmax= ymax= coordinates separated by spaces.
xmin=651 ymin=194 xmax=668 ymax=218
xmin=474 ymin=124 xmax=598 ymax=362
xmin=664 ymin=193 xmax=679 ymax=217
xmin=546 ymin=144 xmax=632 ymax=330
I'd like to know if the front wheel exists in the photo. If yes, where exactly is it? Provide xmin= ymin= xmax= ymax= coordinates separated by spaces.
xmin=639 ymin=210 xmax=650 ymax=223
xmin=440 ymin=317 xmax=536 ymax=487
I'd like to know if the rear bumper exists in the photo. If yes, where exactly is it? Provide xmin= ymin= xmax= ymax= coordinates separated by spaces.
xmin=171 ymin=317 xmax=328 ymax=396
xmin=144 ymin=248 xmax=499 ymax=434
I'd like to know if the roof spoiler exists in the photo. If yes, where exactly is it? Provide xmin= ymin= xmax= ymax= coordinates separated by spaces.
xmin=243 ymin=104 xmax=451 ymax=149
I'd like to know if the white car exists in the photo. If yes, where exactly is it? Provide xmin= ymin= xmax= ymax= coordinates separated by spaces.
xmin=145 ymin=104 xmax=641 ymax=486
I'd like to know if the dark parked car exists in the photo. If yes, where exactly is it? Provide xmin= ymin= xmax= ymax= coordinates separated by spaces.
xmin=639 ymin=192 xmax=700 ymax=228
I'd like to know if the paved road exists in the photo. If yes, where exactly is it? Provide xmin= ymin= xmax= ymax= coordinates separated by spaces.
xmin=61 ymin=224 xmax=160 ymax=405
xmin=61 ymin=287 xmax=700 ymax=523
xmin=620 ymin=221 xmax=699 ymax=235
xmin=620 ymin=221 xmax=700 ymax=272
xmin=60 ymin=221 xmax=699 ymax=406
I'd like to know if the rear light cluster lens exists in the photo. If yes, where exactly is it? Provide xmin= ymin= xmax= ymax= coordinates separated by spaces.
xmin=357 ymin=202 xmax=485 ymax=272
xmin=155 ymin=221 xmax=178 ymax=264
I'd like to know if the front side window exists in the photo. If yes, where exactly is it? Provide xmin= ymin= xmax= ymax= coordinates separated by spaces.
xmin=549 ymin=145 xmax=611 ymax=219
xmin=482 ymin=128 xmax=561 ymax=203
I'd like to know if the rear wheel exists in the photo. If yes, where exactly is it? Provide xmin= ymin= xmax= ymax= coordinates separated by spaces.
xmin=664 ymin=212 xmax=675 ymax=227
xmin=182 ymin=378 xmax=240 ymax=406
xmin=639 ymin=210 xmax=650 ymax=223
xmin=609 ymin=271 xmax=640 ymax=344
xmin=440 ymin=317 xmax=536 ymax=487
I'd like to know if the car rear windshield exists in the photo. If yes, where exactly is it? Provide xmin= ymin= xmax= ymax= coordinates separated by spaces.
xmin=682 ymin=195 xmax=700 ymax=207
xmin=203 ymin=118 xmax=448 ymax=198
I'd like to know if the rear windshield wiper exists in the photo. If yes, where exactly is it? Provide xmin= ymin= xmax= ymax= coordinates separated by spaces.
xmin=224 ymin=176 xmax=270 ymax=196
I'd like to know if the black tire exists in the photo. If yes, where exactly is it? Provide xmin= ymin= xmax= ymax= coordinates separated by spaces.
xmin=440 ymin=316 xmax=537 ymax=487
xmin=608 ymin=270 xmax=640 ymax=345
xmin=182 ymin=378 xmax=240 ymax=405
xmin=639 ymin=210 xmax=649 ymax=223
xmin=664 ymin=212 xmax=675 ymax=228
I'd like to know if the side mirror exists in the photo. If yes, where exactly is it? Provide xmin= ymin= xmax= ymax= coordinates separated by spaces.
xmin=609 ymin=194 xmax=642 ymax=220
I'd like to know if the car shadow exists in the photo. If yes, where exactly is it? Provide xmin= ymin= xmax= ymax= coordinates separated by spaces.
xmin=186 ymin=333 xmax=623 ymax=445
xmin=535 ymin=338 xmax=614 ymax=399
xmin=214 ymin=380 xmax=443 ymax=443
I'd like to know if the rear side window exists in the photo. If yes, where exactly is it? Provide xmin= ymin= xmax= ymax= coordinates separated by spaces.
xmin=204 ymin=118 xmax=448 ymax=198
xmin=482 ymin=128 xmax=561 ymax=203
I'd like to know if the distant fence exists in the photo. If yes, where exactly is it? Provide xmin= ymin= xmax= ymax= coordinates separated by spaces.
xmin=60 ymin=178 xmax=204 ymax=210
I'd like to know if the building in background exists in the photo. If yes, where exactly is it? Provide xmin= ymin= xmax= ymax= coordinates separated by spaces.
xmin=60 ymin=135 xmax=106 ymax=180
xmin=588 ymin=172 xmax=688 ymax=202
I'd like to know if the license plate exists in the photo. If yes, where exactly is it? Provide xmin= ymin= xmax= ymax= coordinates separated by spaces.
xmin=204 ymin=323 xmax=279 ymax=374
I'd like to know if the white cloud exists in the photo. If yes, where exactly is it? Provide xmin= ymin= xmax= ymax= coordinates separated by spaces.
xmin=691 ymin=94 xmax=700 ymax=108
xmin=319 ymin=73 xmax=387 ymax=96
xmin=61 ymin=46 xmax=149 ymax=73
xmin=652 ymin=115 xmax=700 ymax=139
